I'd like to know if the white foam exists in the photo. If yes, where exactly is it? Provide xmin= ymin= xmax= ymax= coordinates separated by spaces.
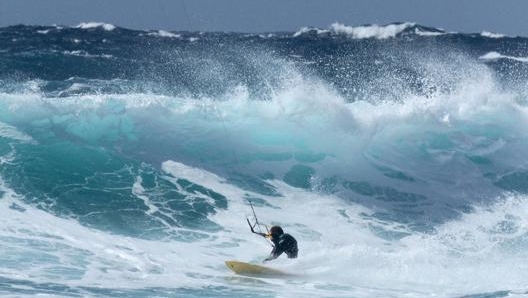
xmin=2 ymin=149 xmax=528 ymax=297
xmin=168 ymin=160 xmax=528 ymax=295
xmin=480 ymin=51 xmax=528 ymax=63
xmin=148 ymin=30 xmax=181 ymax=38
xmin=0 ymin=121 xmax=35 ymax=143
xmin=75 ymin=22 xmax=116 ymax=31
xmin=258 ymin=33 xmax=275 ymax=39
xmin=481 ymin=31 xmax=506 ymax=38
xmin=414 ymin=28 xmax=445 ymax=36
xmin=0 ymin=177 xmax=224 ymax=290
xmin=60 ymin=50 xmax=113 ymax=59
xmin=293 ymin=23 xmax=418 ymax=39
xmin=330 ymin=22 xmax=415 ymax=39
xmin=162 ymin=160 xmax=225 ymax=187
xmin=162 ymin=160 xmax=381 ymax=270
xmin=292 ymin=27 xmax=329 ymax=37
xmin=398 ymin=194 xmax=528 ymax=291
xmin=132 ymin=176 xmax=159 ymax=215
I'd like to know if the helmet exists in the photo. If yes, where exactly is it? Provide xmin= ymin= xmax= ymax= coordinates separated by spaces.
xmin=269 ymin=226 xmax=284 ymax=237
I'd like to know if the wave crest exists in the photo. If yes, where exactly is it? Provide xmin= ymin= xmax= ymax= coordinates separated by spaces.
xmin=75 ymin=22 xmax=116 ymax=31
xmin=293 ymin=22 xmax=447 ymax=39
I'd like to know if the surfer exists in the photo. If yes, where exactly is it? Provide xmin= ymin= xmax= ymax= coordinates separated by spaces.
xmin=262 ymin=226 xmax=298 ymax=262
xmin=246 ymin=201 xmax=298 ymax=262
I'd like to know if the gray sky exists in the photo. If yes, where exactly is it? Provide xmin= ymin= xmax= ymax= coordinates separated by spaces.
xmin=0 ymin=0 xmax=527 ymax=36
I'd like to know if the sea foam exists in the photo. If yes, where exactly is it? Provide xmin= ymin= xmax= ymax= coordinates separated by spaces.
xmin=75 ymin=22 xmax=116 ymax=31
xmin=330 ymin=22 xmax=415 ymax=39
xmin=480 ymin=51 xmax=528 ymax=63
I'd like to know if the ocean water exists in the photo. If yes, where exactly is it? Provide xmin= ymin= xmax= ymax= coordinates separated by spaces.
xmin=1 ymin=22 xmax=528 ymax=297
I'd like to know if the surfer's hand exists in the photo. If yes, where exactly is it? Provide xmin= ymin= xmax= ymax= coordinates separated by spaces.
xmin=263 ymin=255 xmax=276 ymax=262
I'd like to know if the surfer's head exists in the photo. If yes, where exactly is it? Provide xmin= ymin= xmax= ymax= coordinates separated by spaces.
xmin=269 ymin=226 xmax=283 ymax=237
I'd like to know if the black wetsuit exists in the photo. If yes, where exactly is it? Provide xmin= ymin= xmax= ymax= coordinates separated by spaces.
xmin=265 ymin=233 xmax=298 ymax=261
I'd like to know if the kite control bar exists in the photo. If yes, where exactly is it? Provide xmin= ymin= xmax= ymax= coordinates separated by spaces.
xmin=246 ymin=200 xmax=268 ymax=238
xmin=247 ymin=218 xmax=267 ymax=237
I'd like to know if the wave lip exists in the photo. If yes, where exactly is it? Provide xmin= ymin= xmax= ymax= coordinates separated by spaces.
xmin=75 ymin=22 xmax=116 ymax=31
xmin=479 ymin=51 xmax=528 ymax=63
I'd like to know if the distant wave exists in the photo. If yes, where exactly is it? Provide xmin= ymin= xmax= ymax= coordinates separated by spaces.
xmin=481 ymin=31 xmax=506 ymax=39
xmin=414 ymin=28 xmax=446 ymax=36
xmin=292 ymin=27 xmax=329 ymax=37
xmin=293 ymin=22 xmax=446 ymax=39
xmin=147 ymin=30 xmax=181 ymax=38
xmin=479 ymin=51 xmax=528 ymax=63
xmin=75 ymin=22 xmax=116 ymax=31
xmin=59 ymin=50 xmax=113 ymax=59
xmin=330 ymin=22 xmax=415 ymax=39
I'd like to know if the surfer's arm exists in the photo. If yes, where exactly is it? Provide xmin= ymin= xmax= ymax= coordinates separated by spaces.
xmin=263 ymin=245 xmax=282 ymax=262
xmin=263 ymin=255 xmax=276 ymax=262
xmin=263 ymin=252 xmax=279 ymax=262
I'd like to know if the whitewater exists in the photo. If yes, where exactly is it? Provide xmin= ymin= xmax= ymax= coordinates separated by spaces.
xmin=1 ymin=22 xmax=528 ymax=297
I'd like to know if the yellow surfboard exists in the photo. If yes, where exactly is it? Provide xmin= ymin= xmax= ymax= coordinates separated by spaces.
xmin=225 ymin=260 xmax=291 ymax=278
